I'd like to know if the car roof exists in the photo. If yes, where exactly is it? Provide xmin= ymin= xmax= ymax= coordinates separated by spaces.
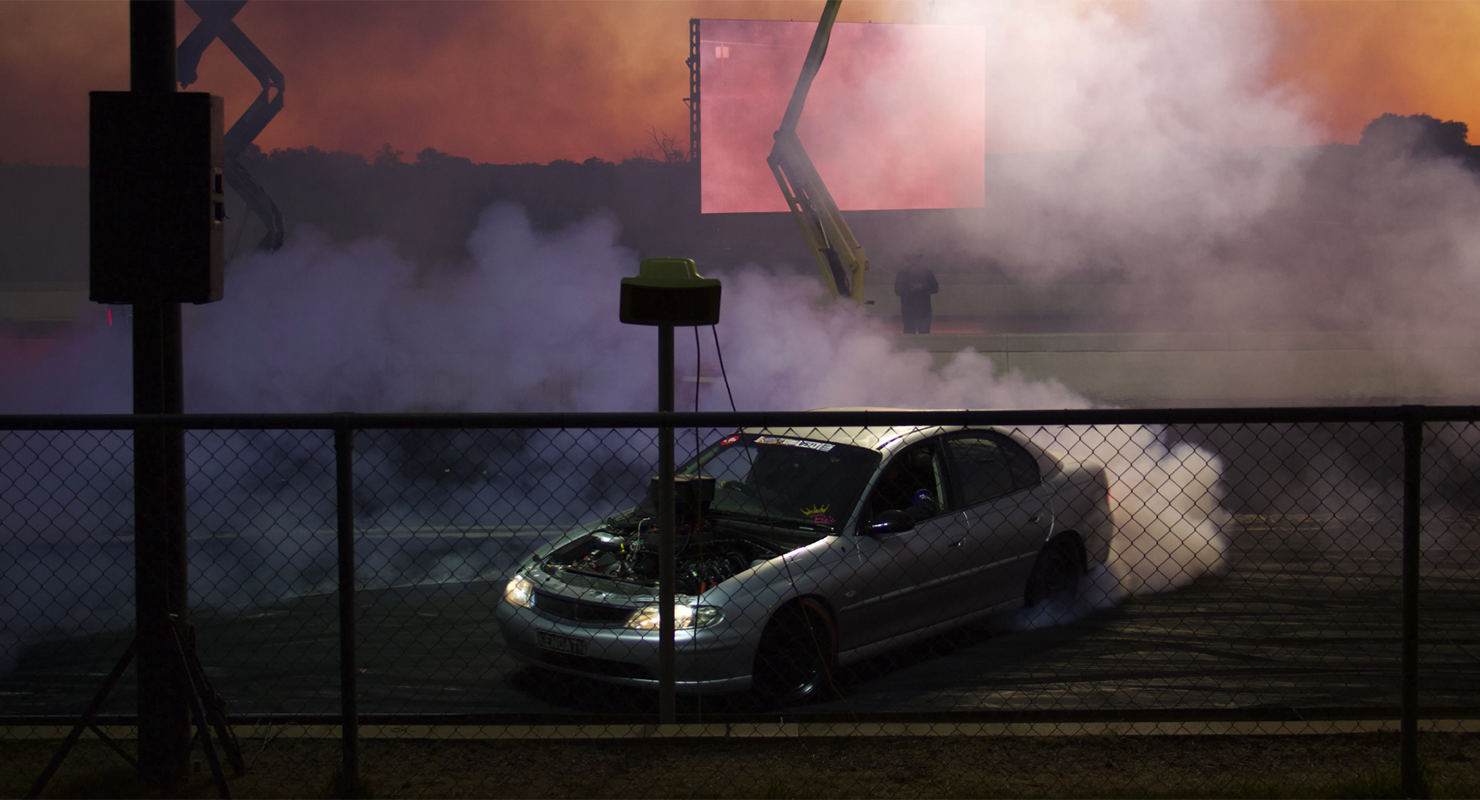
xmin=739 ymin=408 xmax=1066 ymax=476
xmin=741 ymin=424 xmax=928 ymax=453
xmin=739 ymin=407 xmax=928 ymax=452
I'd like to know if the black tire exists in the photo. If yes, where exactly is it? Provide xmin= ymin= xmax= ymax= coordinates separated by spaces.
xmin=752 ymin=600 xmax=837 ymax=705
xmin=1024 ymin=535 xmax=1084 ymax=608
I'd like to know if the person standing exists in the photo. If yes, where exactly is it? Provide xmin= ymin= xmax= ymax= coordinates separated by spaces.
xmin=894 ymin=262 xmax=939 ymax=334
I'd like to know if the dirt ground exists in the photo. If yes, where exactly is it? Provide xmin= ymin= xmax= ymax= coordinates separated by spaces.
xmin=3 ymin=731 xmax=1480 ymax=799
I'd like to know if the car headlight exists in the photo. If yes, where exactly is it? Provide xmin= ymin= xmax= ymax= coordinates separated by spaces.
xmin=625 ymin=601 xmax=723 ymax=630
xmin=504 ymin=573 xmax=534 ymax=608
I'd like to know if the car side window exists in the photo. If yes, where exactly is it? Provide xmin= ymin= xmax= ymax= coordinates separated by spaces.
xmin=944 ymin=437 xmax=1014 ymax=507
xmin=994 ymin=434 xmax=1042 ymax=490
xmin=945 ymin=434 xmax=1041 ymax=506
xmin=865 ymin=443 xmax=947 ymax=522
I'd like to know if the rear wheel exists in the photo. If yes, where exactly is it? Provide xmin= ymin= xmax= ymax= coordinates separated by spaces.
xmin=752 ymin=600 xmax=837 ymax=705
xmin=1025 ymin=535 xmax=1084 ymax=608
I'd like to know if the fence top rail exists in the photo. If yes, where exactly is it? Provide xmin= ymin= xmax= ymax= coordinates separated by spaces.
xmin=0 ymin=405 xmax=1471 ymax=431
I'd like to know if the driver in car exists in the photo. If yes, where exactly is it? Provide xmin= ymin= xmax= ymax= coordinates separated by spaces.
xmin=867 ymin=447 xmax=940 ymax=525
xmin=904 ymin=488 xmax=938 ymax=522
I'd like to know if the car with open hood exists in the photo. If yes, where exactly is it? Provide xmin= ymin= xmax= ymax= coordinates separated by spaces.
xmin=497 ymin=416 xmax=1113 ymax=703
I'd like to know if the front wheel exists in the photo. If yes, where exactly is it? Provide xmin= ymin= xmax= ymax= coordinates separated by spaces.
xmin=751 ymin=600 xmax=837 ymax=705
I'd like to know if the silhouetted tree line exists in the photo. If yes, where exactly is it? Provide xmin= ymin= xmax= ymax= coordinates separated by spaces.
xmin=234 ymin=144 xmax=719 ymax=268
xmin=1359 ymin=113 xmax=1476 ymax=164
xmin=0 ymin=113 xmax=1475 ymax=289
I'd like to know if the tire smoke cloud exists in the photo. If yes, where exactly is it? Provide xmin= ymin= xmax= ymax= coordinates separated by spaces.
xmin=34 ymin=0 xmax=1457 ymax=676
xmin=882 ymin=2 xmax=1480 ymax=359
xmin=12 ymin=0 xmax=1480 ymax=687
xmin=1009 ymin=423 xmax=1234 ymax=631
xmin=0 ymin=204 xmax=1233 ymax=677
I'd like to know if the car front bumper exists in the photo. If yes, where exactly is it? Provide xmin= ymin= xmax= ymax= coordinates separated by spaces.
xmin=496 ymin=599 xmax=756 ymax=694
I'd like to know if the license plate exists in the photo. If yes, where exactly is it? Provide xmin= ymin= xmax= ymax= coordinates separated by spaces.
xmin=536 ymin=631 xmax=588 ymax=656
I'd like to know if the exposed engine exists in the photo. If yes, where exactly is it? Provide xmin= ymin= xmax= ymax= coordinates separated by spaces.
xmin=543 ymin=474 xmax=780 ymax=595
xmin=544 ymin=522 xmax=779 ymax=596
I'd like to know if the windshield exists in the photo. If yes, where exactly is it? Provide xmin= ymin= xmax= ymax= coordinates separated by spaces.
xmin=682 ymin=433 xmax=880 ymax=530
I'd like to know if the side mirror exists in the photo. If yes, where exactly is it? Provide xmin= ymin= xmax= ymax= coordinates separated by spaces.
xmin=864 ymin=510 xmax=914 ymax=536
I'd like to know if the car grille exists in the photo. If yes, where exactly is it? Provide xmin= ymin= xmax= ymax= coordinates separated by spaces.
xmin=535 ymin=650 xmax=652 ymax=680
xmin=534 ymin=591 xmax=634 ymax=625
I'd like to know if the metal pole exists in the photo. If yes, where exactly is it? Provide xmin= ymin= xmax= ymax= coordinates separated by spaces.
xmin=658 ymin=324 xmax=676 ymax=724
xmin=129 ymin=0 xmax=175 ymax=94
xmin=335 ymin=424 xmax=360 ymax=784
xmin=129 ymin=0 xmax=191 ymax=789
xmin=1401 ymin=409 xmax=1425 ymax=798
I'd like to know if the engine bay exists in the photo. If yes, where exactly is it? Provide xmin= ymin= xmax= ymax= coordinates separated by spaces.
xmin=541 ymin=518 xmax=782 ymax=596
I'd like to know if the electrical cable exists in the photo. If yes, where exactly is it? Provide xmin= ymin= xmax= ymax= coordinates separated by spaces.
xmin=227 ymin=201 xmax=248 ymax=264
xmin=694 ymin=326 xmax=703 ymax=450
xmin=711 ymin=326 xmax=738 ymax=413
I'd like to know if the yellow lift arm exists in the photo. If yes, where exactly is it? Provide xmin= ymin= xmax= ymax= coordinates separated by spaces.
xmin=767 ymin=0 xmax=871 ymax=304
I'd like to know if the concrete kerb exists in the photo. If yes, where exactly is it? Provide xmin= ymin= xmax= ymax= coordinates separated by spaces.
xmin=6 ymin=719 xmax=1480 ymax=742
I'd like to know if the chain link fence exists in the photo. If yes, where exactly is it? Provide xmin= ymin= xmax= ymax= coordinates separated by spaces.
xmin=2 ymin=409 xmax=1477 ymax=797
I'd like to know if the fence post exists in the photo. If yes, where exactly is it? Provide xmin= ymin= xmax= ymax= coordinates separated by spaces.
xmin=335 ymin=421 xmax=359 ymax=785
xmin=1400 ymin=407 xmax=1424 ymax=798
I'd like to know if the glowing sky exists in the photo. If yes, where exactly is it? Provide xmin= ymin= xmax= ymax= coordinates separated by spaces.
xmin=1 ymin=1 xmax=1477 ymax=168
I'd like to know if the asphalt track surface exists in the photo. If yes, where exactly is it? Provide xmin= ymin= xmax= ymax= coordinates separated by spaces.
xmin=2 ymin=512 xmax=1478 ymax=723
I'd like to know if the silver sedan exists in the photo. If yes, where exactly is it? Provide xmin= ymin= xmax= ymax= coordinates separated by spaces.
xmin=497 ymin=421 xmax=1113 ymax=703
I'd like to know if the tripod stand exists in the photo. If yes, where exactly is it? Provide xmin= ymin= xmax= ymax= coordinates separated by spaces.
xmin=26 ymin=616 xmax=244 ymax=799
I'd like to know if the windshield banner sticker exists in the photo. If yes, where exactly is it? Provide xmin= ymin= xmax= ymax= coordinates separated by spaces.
xmin=754 ymin=436 xmax=834 ymax=452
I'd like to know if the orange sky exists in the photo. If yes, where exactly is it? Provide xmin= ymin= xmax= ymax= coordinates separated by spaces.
xmin=1 ymin=1 xmax=1478 ymax=168
xmin=1268 ymin=1 xmax=1480 ymax=143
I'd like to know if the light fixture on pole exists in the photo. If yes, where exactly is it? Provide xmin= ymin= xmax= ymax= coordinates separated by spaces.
xmin=619 ymin=258 xmax=721 ymax=725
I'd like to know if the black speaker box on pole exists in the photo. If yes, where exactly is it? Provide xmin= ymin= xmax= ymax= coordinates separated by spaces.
xmin=90 ymin=91 xmax=224 ymax=304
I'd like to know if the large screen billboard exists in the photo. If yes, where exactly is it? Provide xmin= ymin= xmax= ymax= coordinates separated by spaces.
xmin=699 ymin=19 xmax=985 ymax=215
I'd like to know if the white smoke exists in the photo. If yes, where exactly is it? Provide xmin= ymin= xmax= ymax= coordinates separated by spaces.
xmin=1104 ymin=431 xmax=1232 ymax=595
xmin=10 ymin=1 xmax=1480 ymax=714
xmin=881 ymin=0 xmax=1480 ymax=362
xmin=965 ymin=0 xmax=1312 ymax=152
xmin=1003 ymin=423 xmax=1232 ymax=631
xmin=16 ymin=0 xmax=1365 ymax=676
xmin=181 ymin=206 xmax=656 ymax=414
xmin=0 ymin=205 xmax=1234 ymax=678
xmin=1063 ymin=424 xmax=1232 ymax=599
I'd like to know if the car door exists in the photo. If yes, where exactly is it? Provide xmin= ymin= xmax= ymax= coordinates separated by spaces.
xmin=941 ymin=432 xmax=1053 ymax=614
xmin=836 ymin=440 xmax=973 ymax=651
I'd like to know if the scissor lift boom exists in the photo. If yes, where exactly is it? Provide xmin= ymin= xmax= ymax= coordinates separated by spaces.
xmin=766 ymin=0 xmax=871 ymax=304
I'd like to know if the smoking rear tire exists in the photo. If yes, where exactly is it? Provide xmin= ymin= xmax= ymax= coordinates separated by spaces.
xmin=752 ymin=600 xmax=837 ymax=706
xmin=1025 ymin=535 xmax=1083 ymax=608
